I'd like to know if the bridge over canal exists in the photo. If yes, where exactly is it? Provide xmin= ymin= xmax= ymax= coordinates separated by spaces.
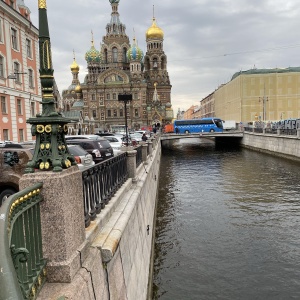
xmin=161 ymin=131 xmax=244 ymax=148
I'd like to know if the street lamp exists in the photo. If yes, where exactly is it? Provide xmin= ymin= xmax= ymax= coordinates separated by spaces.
xmin=118 ymin=94 xmax=132 ymax=146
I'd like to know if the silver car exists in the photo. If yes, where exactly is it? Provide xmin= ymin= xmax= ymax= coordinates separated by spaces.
xmin=67 ymin=144 xmax=95 ymax=171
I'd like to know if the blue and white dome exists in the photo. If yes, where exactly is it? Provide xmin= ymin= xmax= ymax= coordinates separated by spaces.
xmin=127 ymin=37 xmax=143 ymax=62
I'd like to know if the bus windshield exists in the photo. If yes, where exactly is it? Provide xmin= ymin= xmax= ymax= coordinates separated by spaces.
xmin=174 ymin=118 xmax=223 ymax=134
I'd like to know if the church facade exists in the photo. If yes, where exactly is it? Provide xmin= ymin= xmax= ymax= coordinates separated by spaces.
xmin=62 ymin=0 xmax=173 ymax=134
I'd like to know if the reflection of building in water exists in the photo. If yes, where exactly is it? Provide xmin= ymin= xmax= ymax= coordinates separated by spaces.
xmin=62 ymin=0 xmax=173 ymax=133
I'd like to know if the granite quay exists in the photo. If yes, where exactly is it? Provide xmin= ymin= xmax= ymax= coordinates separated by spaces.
xmin=0 ymin=136 xmax=161 ymax=300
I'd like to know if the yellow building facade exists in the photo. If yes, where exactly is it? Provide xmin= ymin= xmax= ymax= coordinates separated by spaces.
xmin=214 ymin=68 xmax=300 ymax=124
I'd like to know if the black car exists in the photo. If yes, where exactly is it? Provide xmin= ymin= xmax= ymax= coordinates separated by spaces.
xmin=66 ymin=138 xmax=114 ymax=163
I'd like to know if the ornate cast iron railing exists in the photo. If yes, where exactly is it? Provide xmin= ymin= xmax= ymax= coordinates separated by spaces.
xmin=0 ymin=182 xmax=46 ymax=300
xmin=136 ymin=145 xmax=143 ymax=167
xmin=82 ymin=153 xmax=128 ymax=227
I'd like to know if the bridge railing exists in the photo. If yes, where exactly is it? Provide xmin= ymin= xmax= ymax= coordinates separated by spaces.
xmin=82 ymin=152 xmax=128 ymax=228
xmin=244 ymin=127 xmax=299 ymax=136
xmin=0 ymin=182 xmax=46 ymax=300
xmin=136 ymin=144 xmax=143 ymax=167
xmin=81 ymin=138 xmax=157 ymax=228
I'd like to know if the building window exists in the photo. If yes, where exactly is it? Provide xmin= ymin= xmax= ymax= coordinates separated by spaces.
xmin=113 ymin=93 xmax=116 ymax=100
xmin=112 ymin=47 xmax=118 ymax=63
xmin=3 ymin=129 xmax=9 ymax=140
xmin=19 ymin=129 xmax=24 ymax=142
xmin=123 ymin=47 xmax=127 ymax=63
xmin=1 ymin=96 xmax=7 ymax=114
xmin=92 ymin=110 xmax=97 ymax=118
xmin=135 ymin=108 xmax=139 ymax=117
xmin=106 ymin=94 xmax=110 ymax=100
xmin=30 ymin=101 xmax=35 ymax=117
xmin=0 ymin=56 xmax=4 ymax=77
xmin=14 ymin=62 xmax=20 ymax=82
xmin=92 ymin=94 xmax=95 ymax=101
xmin=107 ymin=109 xmax=111 ymax=117
xmin=0 ymin=19 xmax=3 ymax=42
xmin=104 ymin=49 xmax=108 ymax=63
xmin=119 ymin=109 xmax=123 ymax=117
xmin=28 ymin=69 xmax=34 ymax=88
xmin=26 ymin=39 xmax=32 ymax=58
xmin=113 ymin=109 xmax=117 ymax=117
xmin=11 ymin=28 xmax=18 ymax=50
xmin=17 ymin=98 xmax=22 ymax=115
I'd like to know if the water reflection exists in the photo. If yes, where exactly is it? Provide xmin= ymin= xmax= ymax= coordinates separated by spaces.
xmin=153 ymin=139 xmax=300 ymax=300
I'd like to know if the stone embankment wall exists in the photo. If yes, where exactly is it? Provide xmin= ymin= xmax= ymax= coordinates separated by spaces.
xmin=36 ymin=140 xmax=161 ymax=300
xmin=241 ymin=131 xmax=300 ymax=160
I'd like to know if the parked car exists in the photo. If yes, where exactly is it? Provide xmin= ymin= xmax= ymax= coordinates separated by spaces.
xmin=67 ymin=144 xmax=95 ymax=170
xmin=130 ymin=133 xmax=143 ymax=143
xmin=0 ymin=147 xmax=33 ymax=206
xmin=95 ymin=132 xmax=115 ymax=137
xmin=103 ymin=136 xmax=124 ymax=155
xmin=66 ymin=138 xmax=114 ymax=164
xmin=65 ymin=135 xmax=103 ymax=141
xmin=0 ymin=142 xmax=24 ymax=148
xmin=134 ymin=130 xmax=150 ymax=136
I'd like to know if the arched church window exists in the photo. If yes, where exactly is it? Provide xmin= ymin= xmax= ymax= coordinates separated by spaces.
xmin=153 ymin=58 xmax=158 ymax=68
xmin=104 ymin=49 xmax=108 ymax=63
xmin=112 ymin=47 xmax=118 ymax=63
xmin=123 ymin=47 xmax=127 ymax=63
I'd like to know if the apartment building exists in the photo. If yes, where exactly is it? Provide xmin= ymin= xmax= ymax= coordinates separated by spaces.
xmin=0 ymin=0 xmax=42 ymax=142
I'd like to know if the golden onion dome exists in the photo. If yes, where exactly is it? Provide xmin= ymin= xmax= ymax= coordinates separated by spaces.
xmin=70 ymin=58 xmax=79 ymax=72
xmin=75 ymin=84 xmax=82 ymax=93
xmin=146 ymin=18 xmax=164 ymax=40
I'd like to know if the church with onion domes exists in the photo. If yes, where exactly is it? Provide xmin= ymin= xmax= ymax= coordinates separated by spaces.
xmin=61 ymin=0 xmax=173 ymax=134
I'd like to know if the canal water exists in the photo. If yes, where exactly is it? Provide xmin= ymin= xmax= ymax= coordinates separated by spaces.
xmin=152 ymin=138 xmax=300 ymax=300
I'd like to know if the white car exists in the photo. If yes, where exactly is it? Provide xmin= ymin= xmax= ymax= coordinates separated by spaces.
xmin=65 ymin=134 xmax=103 ymax=141
xmin=104 ymin=136 xmax=124 ymax=155
xmin=67 ymin=144 xmax=95 ymax=170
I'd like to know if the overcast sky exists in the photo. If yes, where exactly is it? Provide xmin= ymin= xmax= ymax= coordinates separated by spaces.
xmin=29 ymin=0 xmax=300 ymax=113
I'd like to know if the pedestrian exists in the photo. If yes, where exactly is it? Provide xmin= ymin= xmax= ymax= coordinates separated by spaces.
xmin=142 ymin=133 xmax=148 ymax=142
xmin=175 ymin=127 xmax=179 ymax=134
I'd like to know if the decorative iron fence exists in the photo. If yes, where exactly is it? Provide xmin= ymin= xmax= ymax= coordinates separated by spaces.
xmin=136 ymin=145 xmax=143 ymax=167
xmin=82 ymin=153 xmax=128 ymax=227
xmin=264 ymin=128 xmax=278 ymax=134
xmin=280 ymin=129 xmax=297 ymax=136
xmin=244 ymin=127 xmax=298 ymax=136
xmin=0 ymin=182 xmax=46 ymax=300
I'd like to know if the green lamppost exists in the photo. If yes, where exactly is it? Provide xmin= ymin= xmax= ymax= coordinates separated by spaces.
xmin=25 ymin=0 xmax=76 ymax=173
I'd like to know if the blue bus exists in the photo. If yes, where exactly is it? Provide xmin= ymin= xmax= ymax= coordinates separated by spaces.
xmin=174 ymin=118 xmax=223 ymax=133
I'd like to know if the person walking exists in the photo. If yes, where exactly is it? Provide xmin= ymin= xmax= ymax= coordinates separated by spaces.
xmin=142 ymin=133 xmax=148 ymax=142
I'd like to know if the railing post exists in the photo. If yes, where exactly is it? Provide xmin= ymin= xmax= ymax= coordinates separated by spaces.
xmin=126 ymin=149 xmax=137 ymax=182
xmin=263 ymin=128 xmax=266 ymax=135
xmin=147 ymin=141 xmax=153 ymax=157
xmin=19 ymin=168 xmax=86 ymax=283
xmin=277 ymin=128 xmax=281 ymax=135
xmin=297 ymin=129 xmax=300 ymax=138
xmin=141 ymin=143 xmax=148 ymax=164
xmin=151 ymin=137 xmax=156 ymax=150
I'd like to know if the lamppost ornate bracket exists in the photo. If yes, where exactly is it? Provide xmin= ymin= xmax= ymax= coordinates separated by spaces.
xmin=25 ymin=0 xmax=76 ymax=173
